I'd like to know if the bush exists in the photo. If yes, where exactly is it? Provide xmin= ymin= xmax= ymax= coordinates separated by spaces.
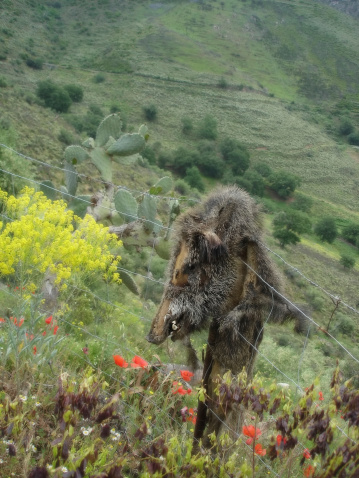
xmin=36 ymin=80 xmax=72 ymax=113
xmin=268 ymin=171 xmax=301 ymax=199
xmin=336 ymin=314 xmax=355 ymax=336
xmin=197 ymin=152 xmax=224 ymax=179
xmin=26 ymin=57 xmax=43 ymax=69
xmin=172 ymin=147 xmax=200 ymax=175
xmin=181 ymin=116 xmax=193 ymax=135
xmin=338 ymin=118 xmax=354 ymax=136
xmin=0 ymin=77 xmax=7 ymax=88
xmin=142 ymin=146 xmax=156 ymax=165
xmin=314 ymin=217 xmax=338 ymax=243
xmin=339 ymin=253 xmax=355 ymax=269
xmin=93 ymin=73 xmax=106 ymax=83
xmin=242 ymin=170 xmax=265 ymax=197
xmin=174 ymin=179 xmax=190 ymax=196
xmin=143 ymin=104 xmax=157 ymax=121
xmin=341 ymin=221 xmax=359 ymax=245
xmin=273 ymin=210 xmax=311 ymax=247
xmin=227 ymin=148 xmax=250 ymax=176
xmin=348 ymin=131 xmax=359 ymax=146
xmin=217 ymin=77 xmax=228 ymax=89
xmin=58 ymin=129 xmax=75 ymax=145
xmin=254 ymin=161 xmax=272 ymax=178
xmin=197 ymin=114 xmax=218 ymax=140
xmin=291 ymin=193 xmax=313 ymax=213
xmin=64 ymin=84 xmax=84 ymax=102
xmin=184 ymin=166 xmax=205 ymax=192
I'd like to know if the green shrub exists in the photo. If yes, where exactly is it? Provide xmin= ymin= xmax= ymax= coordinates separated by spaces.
xmin=172 ymin=147 xmax=200 ymax=175
xmin=304 ymin=289 xmax=325 ymax=312
xmin=242 ymin=170 xmax=265 ymax=197
xmin=93 ymin=73 xmax=106 ymax=83
xmin=336 ymin=314 xmax=354 ymax=336
xmin=26 ymin=57 xmax=43 ymax=69
xmin=64 ymin=84 xmax=84 ymax=102
xmin=174 ymin=179 xmax=190 ymax=195
xmin=253 ymin=161 xmax=272 ymax=178
xmin=273 ymin=210 xmax=311 ymax=247
xmin=58 ymin=128 xmax=75 ymax=145
xmin=197 ymin=114 xmax=218 ymax=140
xmin=217 ymin=76 xmax=228 ymax=89
xmin=291 ymin=193 xmax=313 ymax=213
xmin=0 ymin=77 xmax=8 ymax=88
xmin=181 ymin=116 xmax=193 ymax=135
xmin=341 ymin=221 xmax=359 ymax=245
xmin=142 ymin=146 xmax=157 ymax=165
xmin=339 ymin=253 xmax=355 ymax=269
xmin=338 ymin=118 xmax=354 ymax=136
xmin=348 ymin=131 xmax=359 ymax=146
xmin=143 ymin=104 xmax=158 ymax=121
xmin=184 ymin=166 xmax=205 ymax=192
xmin=268 ymin=171 xmax=301 ymax=199
xmin=277 ymin=335 xmax=290 ymax=347
xmin=314 ymin=217 xmax=338 ymax=243
xmin=36 ymin=80 xmax=72 ymax=113
xmin=197 ymin=152 xmax=224 ymax=179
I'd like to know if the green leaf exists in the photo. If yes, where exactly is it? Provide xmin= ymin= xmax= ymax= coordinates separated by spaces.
xmin=154 ymin=176 xmax=173 ymax=195
xmin=64 ymin=145 xmax=89 ymax=164
xmin=138 ymin=194 xmax=157 ymax=232
xmin=118 ymin=269 xmax=139 ymax=295
xmin=65 ymin=162 xmax=78 ymax=197
xmin=149 ymin=186 xmax=162 ymax=196
xmin=68 ymin=195 xmax=91 ymax=218
xmin=40 ymin=180 xmax=56 ymax=200
xmin=90 ymin=147 xmax=112 ymax=182
xmin=96 ymin=114 xmax=123 ymax=147
xmin=106 ymin=133 xmax=145 ymax=157
xmin=114 ymin=189 xmax=138 ymax=223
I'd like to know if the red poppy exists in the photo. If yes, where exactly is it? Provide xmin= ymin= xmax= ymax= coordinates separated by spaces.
xmin=243 ymin=425 xmax=262 ymax=445
xmin=53 ymin=325 xmax=59 ymax=335
xmin=130 ymin=355 xmax=148 ymax=369
xmin=33 ymin=346 xmax=37 ymax=355
xmin=172 ymin=382 xmax=191 ymax=395
xmin=180 ymin=370 xmax=194 ymax=382
xmin=18 ymin=318 xmax=24 ymax=327
xmin=0 ymin=318 xmax=5 ymax=323
xmin=42 ymin=331 xmax=46 ymax=336
xmin=45 ymin=316 xmax=53 ymax=325
xmin=113 ymin=355 xmax=128 ymax=368
xmin=304 ymin=465 xmax=315 ymax=477
xmin=254 ymin=443 xmax=266 ymax=456
xmin=303 ymin=449 xmax=311 ymax=459
xmin=276 ymin=435 xmax=287 ymax=447
xmin=318 ymin=391 xmax=324 ymax=401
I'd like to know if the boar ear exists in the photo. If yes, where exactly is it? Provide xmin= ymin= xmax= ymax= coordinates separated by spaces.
xmin=198 ymin=231 xmax=227 ymax=263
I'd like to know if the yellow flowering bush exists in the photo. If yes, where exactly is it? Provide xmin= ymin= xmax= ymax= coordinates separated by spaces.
xmin=0 ymin=187 xmax=122 ymax=287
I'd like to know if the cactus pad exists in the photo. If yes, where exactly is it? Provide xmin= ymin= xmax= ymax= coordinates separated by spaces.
xmin=68 ymin=195 xmax=91 ymax=218
xmin=106 ymin=133 xmax=145 ymax=157
xmin=114 ymin=189 xmax=138 ymax=223
xmin=118 ymin=269 xmax=139 ymax=295
xmin=90 ymin=147 xmax=113 ymax=182
xmin=96 ymin=114 xmax=123 ymax=147
xmin=138 ymin=194 xmax=157 ymax=232
xmin=40 ymin=180 xmax=56 ymax=200
xmin=64 ymin=145 xmax=89 ymax=164
xmin=154 ymin=176 xmax=173 ymax=195
xmin=65 ymin=162 xmax=78 ymax=197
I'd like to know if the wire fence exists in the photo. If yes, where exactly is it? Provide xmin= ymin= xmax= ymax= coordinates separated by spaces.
xmin=0 ymin=146 xmax=358 ymax=475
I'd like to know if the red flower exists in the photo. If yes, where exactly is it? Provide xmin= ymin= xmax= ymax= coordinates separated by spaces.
xmin=304 ymin=465 xmax=315 ymax=477
xmin=45 ymin=316 xmax=53 ymax=325
xmin=242 ymin=425 xmax=262 ymax=445
xmin=254 ymin=443 xmax=266 ymax=456
xmin=180 ymin=370 xmax=194 ymax=382
xmin=0 ymin=318 xmax=5 ymax=323
xmin=33 ymin=346 xmax=37 ymax=355
xmin=303 ymin=449 xmax=311 ymax=459
xmin=276 ymin=435 xmax=287 ymax=447
xmin=42 ymin=331 xmax=46 ymax=336
xmin=18 ymin=318 xmax=24 ymax=327
xmin=130 ymin=355 xmax=148 ymax=369
xmin=318 ymin=391 xmax=324 ymax=401
xmin=172 ymin=382 xmax=191 ymax=395
xmin=113 ymin=355 xmax=128 ymax=368
xmin=53 ymin=325 xmax=59 ymax=335
xmin=82 ymin=347 xmax=89 ymax=355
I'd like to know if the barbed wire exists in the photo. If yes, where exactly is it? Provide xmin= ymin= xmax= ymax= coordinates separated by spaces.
xmin=260 ymin=240 xmax=359 ymax=317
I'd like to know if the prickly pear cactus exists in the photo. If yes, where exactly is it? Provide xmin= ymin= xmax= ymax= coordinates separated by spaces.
xmin=41 ymin=114 xmax=181 ymax=294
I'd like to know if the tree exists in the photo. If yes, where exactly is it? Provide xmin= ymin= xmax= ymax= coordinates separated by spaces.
xmin=184 ymin=166 xmax=205 ymax=192
xmin=172 ymin=147 xmax=200 ymax=175
xmin=338 ymin=118 xmax=354 ymax=136
xmin=339 ymin=253 xmax=355 ymax=269
xmin=314 ymin=217 xmax=338 ymax=243
xmin=242 ymin=170 xmax=265 ymax=197
xmin=348 ymin=131 xmax=359 ymax=146
xmin=64 ymin=84 xmax=84 ymax=102
xmin=197 ymin=115 xmax=218 ymax=140
xmin=291 ymin=193 xmax=313 ymax=213
xmin=341 ymin=222 xmax=359 ymax=245
xmin=143 ymin=104 xmax=158 ymax=121
xmin=273 ymin=210 xmax=311 ymax=247
xmin=36 ymin=80 xmax=72 ymax=113
xmin=268 ymin=171 xmax=301 ymax=199
xmin=181 ymin=117 xmax=193 ymax=135
xmin=254 ymin=161 xmax=272 ymax=178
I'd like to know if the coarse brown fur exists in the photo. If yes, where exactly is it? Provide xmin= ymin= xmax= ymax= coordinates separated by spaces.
xmin=146 ymin=186 xmax=305 ymax=442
